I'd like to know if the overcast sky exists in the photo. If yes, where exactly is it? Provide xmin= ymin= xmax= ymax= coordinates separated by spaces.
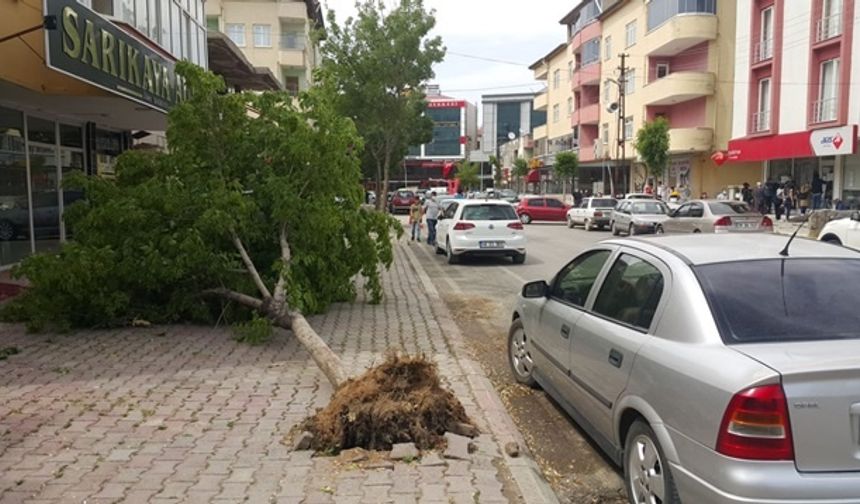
xmin=321 ymin=0 xmax=578 ymax=107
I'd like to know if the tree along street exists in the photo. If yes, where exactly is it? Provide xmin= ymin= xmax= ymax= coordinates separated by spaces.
xmin=404 ymin=217 xmax=627 ymax=503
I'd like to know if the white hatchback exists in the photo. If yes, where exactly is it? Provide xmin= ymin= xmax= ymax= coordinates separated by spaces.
xmin=434 ymin=200 xmax=527 ymax=264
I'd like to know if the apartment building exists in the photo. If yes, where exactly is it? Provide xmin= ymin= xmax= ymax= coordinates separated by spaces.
xmin=482 ymin=92 xmax=547 ymax=186
xmin=594 ymin=0 xmax=760 ymax=197
xmin=205 ymin=0 xmax=324 ymax=93
xmin=726 ymin=0 xmax=860 ymax=208
xmin=0 ymin=0 xmax=207 ymax=268
xmin=529 ymin=43 xmax=575 ymax=179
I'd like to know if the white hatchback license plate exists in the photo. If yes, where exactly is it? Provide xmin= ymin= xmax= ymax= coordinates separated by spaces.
xmin=736 ymin=222 xmax=756 ymax=229
xmin=480 ymin=241 xmax=504 ymax=249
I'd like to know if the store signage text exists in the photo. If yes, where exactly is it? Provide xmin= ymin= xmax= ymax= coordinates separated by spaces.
xmin=427 ymin=100 xmax=465 ymax=109
xmin=45 ymin=0 xmax=185 ymax=113
xmin=810 ymin=125 xmax=856 ymax=156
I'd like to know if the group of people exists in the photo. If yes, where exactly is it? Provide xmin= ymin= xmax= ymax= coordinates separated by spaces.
xmin=742 ymin=172 xmax=827 ymax=220
xmin=407 ymin=191 xmax=443 ymax=246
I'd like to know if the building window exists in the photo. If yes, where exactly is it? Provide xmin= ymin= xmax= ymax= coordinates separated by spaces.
xmin=624 ymin=116 xmax=634 ymax=140
xmin=207 ymin=16 xmax=219 ymax=30
xmin=253 ymin=24 xmax=272 ymax=47
xmin=818 ymin=0 xmax=843 ymax=41
xmin=553 ymin=104 xmax=560 ymax=123
xmin=755 ymin=77 xmax=771 ymax=132
xmin=604 ymin=81 xmax=612 ymax=103
xmin=553 ymin=69 xmax=561 ymax=89
xmin=656 ymin=63 xmax=670 ymax=79
xmin=91 ymin=0 xmax=113 ymax=15
xmin=815 ymin=59 xmax=839 ymax=122
xmin=625 ymin=20 xmax=637 ymax=47
xmin=567 ymin=97 xmax=573 ymax=115
xmin=624 ymin=69 xmax=635 ymax=95
xmin=226 ymin=23 xmax=245 ymax=46
xmin=582 ymin=38 xmax=600 ymax=66
xmin=604 ymin=35 xmax=612 ymax=60
xmin=647 ymin=0 xmax=716 ymax=32
xmin=280 ymin=30 xmax=306 ymax=50
xmin=567 ymin=61 xmax=573 ymax=80
xmin=284 ymin=76 xmax=300 ymax=96
xmin=602 ymin=123 xmax=609 ymax=144
xmin=134 ymin=0 xmax=148 ymax=35
xmin=756 ymin=6 xmax=774 ymax=62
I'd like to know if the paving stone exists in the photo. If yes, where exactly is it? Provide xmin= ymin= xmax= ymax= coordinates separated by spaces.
xmin=442 ymin=433 xmax=471 ymax=461
xmin=418 ymin=453 xmax=447 ymax=468
xmin=292 ymin=431 xmax=314 ymax=451
xmin=389 ymin=443 xmax=418 ymax=461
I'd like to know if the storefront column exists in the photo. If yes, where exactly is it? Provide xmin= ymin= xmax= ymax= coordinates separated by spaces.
xmin=834 ymin=155 xmax=844 ymax=203
xmin=21 ymin=115 xmax=35 ymax=255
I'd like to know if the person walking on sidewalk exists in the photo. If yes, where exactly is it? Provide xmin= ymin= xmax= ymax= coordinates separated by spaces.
xmin=812 ymin=172 xmax=824 ymax=209
xmin=408 ymin=200 xmax=423 ymax=242
xmin=423 ymin=191 xmax=441 ymax=247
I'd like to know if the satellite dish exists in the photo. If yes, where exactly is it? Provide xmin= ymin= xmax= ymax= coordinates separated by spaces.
xmin=507 ymin=132 xmax=516 ymax=140
xmin=606 ymin=102 xmax=619 ymax=114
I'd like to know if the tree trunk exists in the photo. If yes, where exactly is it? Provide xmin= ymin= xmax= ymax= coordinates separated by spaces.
xmin=381 ymin=149 xmax=392 ymax=213
xmin=375 ymin=159 xmax=385 ymax=212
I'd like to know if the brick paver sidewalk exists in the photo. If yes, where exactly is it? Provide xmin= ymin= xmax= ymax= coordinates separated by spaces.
xmin=0 ymin=241 xmax=554 ymax=503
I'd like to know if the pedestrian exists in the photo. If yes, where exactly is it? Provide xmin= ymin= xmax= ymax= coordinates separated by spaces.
xmin=656 ymin=180 xmax=666 ymax=200
xmin=573 ymin=189 xmax=583 ymax=207
xmin=423 ymin=191 xmax=441 ymax=247
xmin=797 ymin=184 xmax=811 ymax=215
xmin=774 ymin=186 xmax=784 ymax=221
xmin=717 ymin=189 xmax=729 ymax=201
xmin=681 ymin=185 xmax=692 ymax=201
xmin=644 ymin=182 xmax=653 ymax=195
xmin=754 ymin=182 xmax=766 ymax=214
xmin=812 ymin=172 xmax=824 ymax=209
xmin=741 ymin=182 xmax=754 ymax=205
xmin=783 ymin=185 xmax=795 ymax=221
xmin=408 ymin=199 xmax=423 ymax=242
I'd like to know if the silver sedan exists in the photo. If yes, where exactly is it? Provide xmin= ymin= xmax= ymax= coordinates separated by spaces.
xmin=508 ymin=234 xmax=860 ymax=504
xmin=658 ymin=199 xmax=773 ymax=234
xmin=611 ymin=200 xmax=671 ymax=236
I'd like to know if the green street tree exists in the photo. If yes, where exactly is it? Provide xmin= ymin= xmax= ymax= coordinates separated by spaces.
xmin=455 ymin=161 xmax=480 ymax=192
xmin=489 ymin=155 xmax=502 ymax=188
xmin=320 ymin=0 xmax=445 ymax=211
xmin=553 ymin=151 xmax=579 ymax=195
xmin=513 ymin=158 xmax=529 ymax=193
xmin=3 ymin=64 xmax=399 ymax=388
xmin=635 ymin=117 xmax=670 ymax=184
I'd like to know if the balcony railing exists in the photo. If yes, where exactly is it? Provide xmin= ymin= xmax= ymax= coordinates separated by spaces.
xmin=752 ymin=110 xmax=771 ymax=133
xmin=817 ymin=14 xmax=842 ymax=42
xmin=280 ymin=34 xmax=306 ymax=50
xmin=753 ymin=38 xmax=773 ymax=63
xmin=812 ymin=97 xmax=838 ymax=123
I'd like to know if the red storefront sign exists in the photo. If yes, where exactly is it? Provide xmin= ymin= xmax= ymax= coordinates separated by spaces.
xmin=724 ymin=125 xmax=857 ymax=163
xmin=427 ymin=100 xmax=466 ymax=109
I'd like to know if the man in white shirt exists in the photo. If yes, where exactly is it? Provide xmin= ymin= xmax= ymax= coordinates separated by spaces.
xmin=422 ymin=192 xmax=441 ymax=247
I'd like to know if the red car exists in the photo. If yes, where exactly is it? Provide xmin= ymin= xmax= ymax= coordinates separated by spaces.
xmin=515 ymin=197 xmax=571 ymax=224
xmin=388 ymin=190 xmax=418 ymax=214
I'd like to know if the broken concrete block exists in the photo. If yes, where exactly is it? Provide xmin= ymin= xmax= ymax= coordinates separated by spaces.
xmin=447 ymin=421 xmax=480 ymax=438
xmin=443 ymin=432 xmax=470 ymax=460
xmin=504 ymin=441 xmax=520 ymax=458
xmin=292 ymin=431 xmax=314 ymax=451
xmin=419 ymin=452 xmax=448 ymax=467
xmin=389 ymin=442 xmax=419 ymax=461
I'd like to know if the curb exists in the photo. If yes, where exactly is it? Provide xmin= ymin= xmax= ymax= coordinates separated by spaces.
xmin=399 ymin=242 xmax=561 ymax=504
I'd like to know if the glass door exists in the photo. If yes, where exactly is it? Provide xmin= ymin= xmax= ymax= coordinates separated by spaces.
xmin=28 ymin=143 xmax=61 ymax=252
xmin=0 ymin=107 xmax=31 ymax=266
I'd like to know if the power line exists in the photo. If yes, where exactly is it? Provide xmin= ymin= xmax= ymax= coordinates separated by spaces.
xmin=445 ymin=51 xmax=529 ymax=67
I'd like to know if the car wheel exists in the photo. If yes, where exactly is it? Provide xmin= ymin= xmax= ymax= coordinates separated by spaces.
xmin=584 ymin=218 xmax=593 ymax=231
xmin=821 ymin=235 xmax=843 ymax=246
xmin=655 ymin=225 xmax=664 ymax=235
xmin=435 ymin=243 xmax=446 ymax=255
xmin=446 ymin=239 xmax=459 ymax=265
xmin=512 ymin=253 xmax=526 ymax=265
xmin=508 ymin=319 xmax=536 ymax=387
xmin=611 ymin=222 xmax=620 ymax=236
xmin=520 ymin=213 xmax=532 ymax=225
xmin=566 ymin=216 xmax=575 ymax=229
xmin=628 ymin=223 xmax=636 ymax=236
xmin=693 ymin=229 xmax=702 ymax=234
xmin=0 ymin=220 xmax=14 ymax=241
xmin=624 ymin=420 xmax=681 ymax=504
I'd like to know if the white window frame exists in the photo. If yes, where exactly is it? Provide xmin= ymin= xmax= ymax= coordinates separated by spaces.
xmin=553 ymin=69 xmax=561 ymax=90
xmin=553 ymin=104 xmax=560 ymax=123
xmin=602 ymin=123 xmax=609 ymax=145
xmin=604 ymin=81 xmax=612 ymax=103
xmin=567 ymin=97 xmax=573 ymax=115
xmin=817 ymin=58 xmax=839 ymax=122
xmin=604 ymin=35 xmax=612 ymax=60
xmin=624 ymin=116 xmax=634 ymax=140
xmin=656 ymin=63 xmax=670 ymax=79
xmin=226 ymin=23 xmax=245 ymax=47
xmin=253 ymin=24 xmax=272 ymax=48
xmin=624 ymin=69 xmax=635 ymax=95
xmin=625 ymin=20 xmax=637 ymax=48
xmin=755 ymin=77 xmax=771 ymax=131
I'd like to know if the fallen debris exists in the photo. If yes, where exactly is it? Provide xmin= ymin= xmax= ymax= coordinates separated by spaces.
xmin=389 ymin=442 xmax=419 ymax=461
xmin=504 ymin=441 xmax=520 ymax=458
xmin=443 ymin=432 xmax=471 ymax=460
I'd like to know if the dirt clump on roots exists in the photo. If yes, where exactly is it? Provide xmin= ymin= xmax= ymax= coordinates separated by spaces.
xmin=303 ymin=354 xmax=471 ymax=452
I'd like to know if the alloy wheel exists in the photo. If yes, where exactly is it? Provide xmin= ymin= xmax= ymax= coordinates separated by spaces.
xmin=509 ymin=326 xmax=533 ymax=379
xmin=0 ymin=220 xmax=15 ymax=241
xmin=628 ymin=434 xmax=666 ymax=504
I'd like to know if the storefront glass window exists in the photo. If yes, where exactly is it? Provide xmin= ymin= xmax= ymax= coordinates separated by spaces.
xmin=28 ymin=142 xmax=61 ymax=252
xmin=60 ymin=125 xmax=85 ymax=239
xmin=119 ymin=0 xmax=135 ymax=25
xmin=135 ymin=0 xmax=148 ymax=35
xmin=0 ymin=107 xmax=30 ymax=265
xmin=27 ymin=116 xmax=55 ymax=144
xmin=425 ymin=108 xmax=461 ymax=157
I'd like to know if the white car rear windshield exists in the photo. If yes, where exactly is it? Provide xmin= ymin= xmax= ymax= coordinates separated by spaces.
xmin=708 ymin=202 xmax=751 ymax=215
xmin=461 ymin=204 xmax=517 ymax=221
xmin=695 ymin=259 xmax=860 ymax=343
xmin=593 ymin=198 xmax=617 ymax=208
xmin=631 ymin=202 xmax=669 ymax=214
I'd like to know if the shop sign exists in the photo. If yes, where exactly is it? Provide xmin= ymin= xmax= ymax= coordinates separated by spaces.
xmin=44 ymin=0 xmax=186 ymax=113
xmin=810 ymin=125 xmax=856 ymax=156
xmin=427 ymin=100 xmax=465 ymax=109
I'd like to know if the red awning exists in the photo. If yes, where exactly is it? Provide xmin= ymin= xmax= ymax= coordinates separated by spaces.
xmin=527 ymin=169 xmax=540 ymax=183
xmin=726 ymin=125 xmax=857 ymax=163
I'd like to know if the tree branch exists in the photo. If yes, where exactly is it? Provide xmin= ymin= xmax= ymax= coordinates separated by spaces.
xmin=203 ymin=288 xmax=267 ymax=313
xmin=232 ymin=234 xmax=272 ymax=300
xmin=272 ymin=223 xmax=291 ymax=311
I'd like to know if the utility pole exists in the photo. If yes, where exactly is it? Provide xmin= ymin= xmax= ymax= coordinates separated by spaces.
xmin=614 ymin=53 xmax=628 ymax=198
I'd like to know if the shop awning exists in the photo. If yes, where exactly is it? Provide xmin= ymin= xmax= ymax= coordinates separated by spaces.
xmin=208 ymin=32 xmax=282 ymax=91
xmin=725 ymin=125 xmax=857 ymax=163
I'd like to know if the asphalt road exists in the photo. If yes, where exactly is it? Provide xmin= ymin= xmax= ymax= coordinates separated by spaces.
xmin=402 ymin=217 xmax=628 ymax=503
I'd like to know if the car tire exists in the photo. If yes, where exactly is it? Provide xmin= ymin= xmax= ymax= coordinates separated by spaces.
xmin=520 ymin=213 xmax=532 ymax=225
xmin=611 ymin=222 xmax=620 ymax=236
xmin=693 ymin=229 xmax=702 ymax=234
xmin=446 ymin=239 xmax=459 ymax=265
xmin=435 ymin=243 xmax=446 ymax=255
xmin=628 ymin=223 xmax=636 ymax=236
xmin=566 ymin=216 xmax=575 ymax=229
xmin=512 ymin=253 xmax=526 ymax=265
xmin=0 ymin=220 xmax=15 ymax=241
xmin=584 ymin=218 xmax=593 ymax=231
xmin=507 ymin=319 xmax=537 ymax=387
xmin=624 ymin=420 xmax=681 ymax=504
xmin=655 ymin=225 xmax=664 ymax=235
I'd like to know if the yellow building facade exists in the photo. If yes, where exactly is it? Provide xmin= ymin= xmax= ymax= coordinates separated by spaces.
xmin=530 ymin=43 xmax=575 ymax=171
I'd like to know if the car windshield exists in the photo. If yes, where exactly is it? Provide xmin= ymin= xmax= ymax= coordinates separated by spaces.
xmin=397 ymin=191 xmax=414 ymax=198
xmin=630 ymin=201 xmax=668 ymax=215
xmin=695 ymin=259 xmax=860 ymax=343
xmin=461 ymin=204 xmax=517 ymax=221
xmin=708 ymin=202 xmax=750 ymax=215
xmin=593 ymin=198 xmax=617 ymax=208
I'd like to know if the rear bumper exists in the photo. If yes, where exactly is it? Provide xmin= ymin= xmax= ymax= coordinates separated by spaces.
xmin=670 ymin=428 xmax=860 ymax=503
xmin=449 ymin=235 xmax=527 ymax=256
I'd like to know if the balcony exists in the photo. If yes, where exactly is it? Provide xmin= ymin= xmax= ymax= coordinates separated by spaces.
xmin=752 ymin=38 xmax=773 ymax=64
xmin=668 ymin=127 xmax=713 ymax=153
xmin=812 ymin=98 xmax=838 ymax=124
xmin=644 ymin=15 xmax=717 ymax=56
xmin=751 ymin=110 xmax=771 ymax=133
xmin=577 ymin=102 xmax=600 ymax=125
xmin=279 ymin=34 xmax=306 ymax=67
xmin=533 ymin=124 xmax=548 ymax=141
xmin=816 ymin=14 xmax=842 ymax=43
xmin=643 ymin=71 xmax=715 ymax=106
xmin=572 ymin=62 xmax=600 ymax=90
xmin=533 ymin=64 xmax=549 ymax=81
xmin=534 ymin=92 xmax=548 ymax=111
xmin=278 ymin=1 xmax=307 ymax=20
